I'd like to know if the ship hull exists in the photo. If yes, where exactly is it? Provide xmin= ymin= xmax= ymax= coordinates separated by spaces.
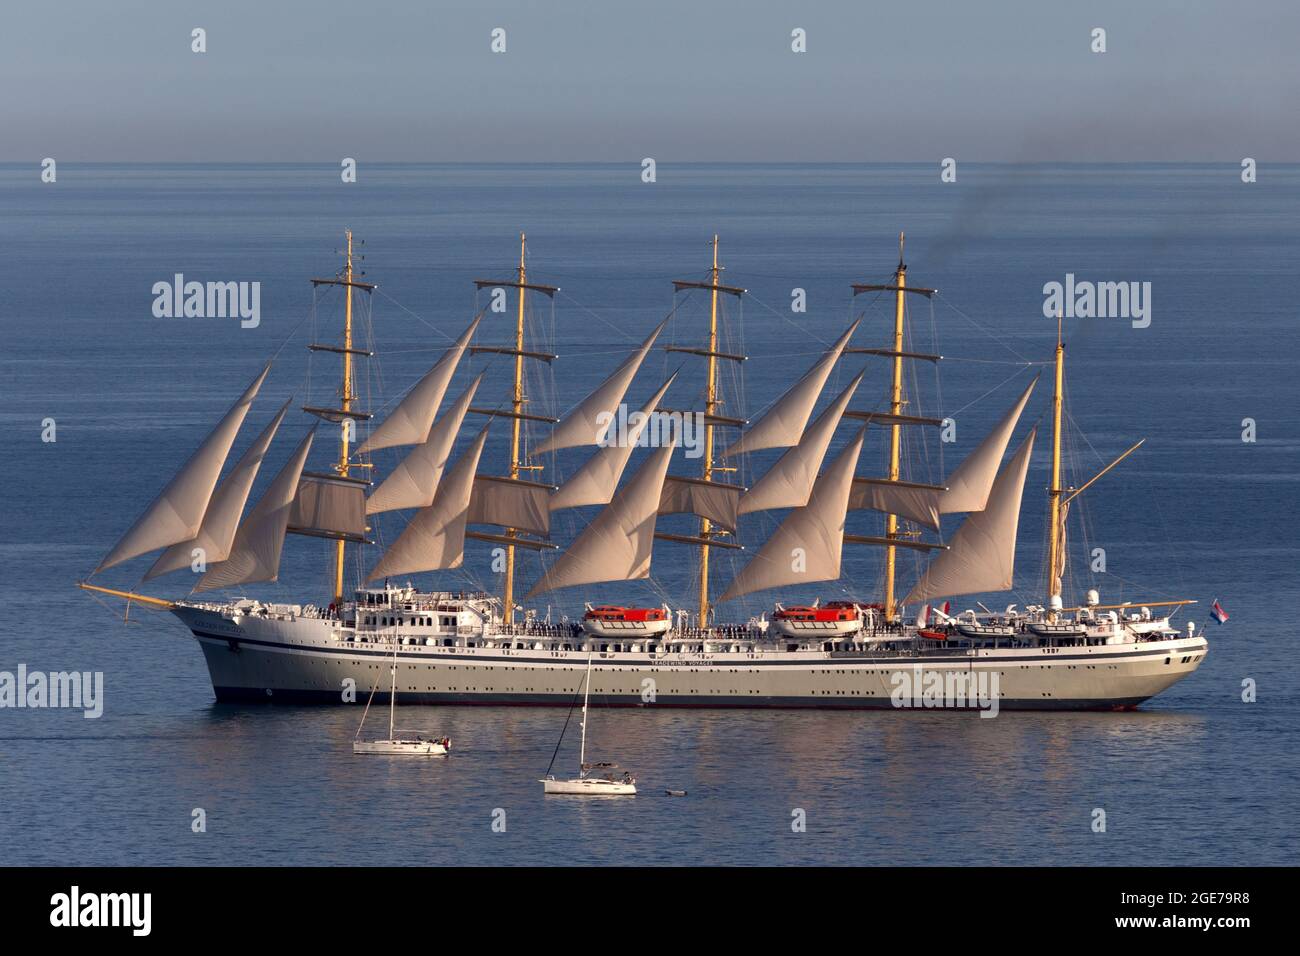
xmin=175 ymin=604 xmax=1208 ymax=712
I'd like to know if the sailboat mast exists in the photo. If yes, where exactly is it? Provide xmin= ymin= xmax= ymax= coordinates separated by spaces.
xmin=388 ymin=642 xmax=397 ymax=739
xmin=579 ymin=654 xmax=592 ymax=769
xmin=502 ymin=233 xmax=528 ymax=624
xmin=1047 ymin=312 xmax=1065 ymax=614
xmin=698 ymin=235 xmax=721 ymax=625
xmin=334 ymin=230 xmax=356 ymax=603
xmin=884 ymin=233 xmax=907 ymax=621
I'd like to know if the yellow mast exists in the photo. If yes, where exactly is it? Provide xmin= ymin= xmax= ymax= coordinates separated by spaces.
xmin=502 ymin=232 xmax=528 ymax=624
xmin=883 ymin=234 xmax=908 ymax=621
xmin=1047 ymin=311 xmax=1065 ymax=614
xmin=697 ymin=235 xmax=721 ymax=624
xmin=333 ymin=230 xmax=356 ymax=603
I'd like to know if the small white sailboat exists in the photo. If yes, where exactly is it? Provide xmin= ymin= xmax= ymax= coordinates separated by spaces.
xmin=540 ymin=655 xmax=636 ymax=795
xmin=353 ymin=641 xmax=450 ymax=756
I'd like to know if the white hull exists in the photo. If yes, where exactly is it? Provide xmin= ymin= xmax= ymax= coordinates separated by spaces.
xmin=541 ymin=776 xmax=636 ymax=795
xmin=171 ymin=596 xmax=1208 ymax=711
xmin=353 ymin=738 xmax=448 ymax=756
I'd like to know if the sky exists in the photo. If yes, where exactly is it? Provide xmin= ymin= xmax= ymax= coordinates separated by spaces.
xmin=5 ymin=0 xmax=1298 ymax=162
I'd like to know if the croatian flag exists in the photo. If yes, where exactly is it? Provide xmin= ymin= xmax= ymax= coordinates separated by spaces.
xmin=1210 ymin=600 xmax=1229 ymax=625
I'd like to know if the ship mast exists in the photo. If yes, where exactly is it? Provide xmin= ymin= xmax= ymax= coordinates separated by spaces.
xmin=1047 ymin=312 xmax=1065 ymax=614
xmin=665 ymin=236 xmax=745 ymax=626
xmin=469 ymin=234 xmax=559 ymax=626
xmin=698 ymin=236 xmax=721 ymax=623
xmin=335 ymin=231 xmax=357 ymax=603
xmin=503 ymin=232 xmax=528 ymax=623
xmin=848 ymin=234 xmax=936 ymax=622
xmin=882 ymin=236 xmax=908 ymax=620
xmin=305 ymin=230 xmax=376 ymax=605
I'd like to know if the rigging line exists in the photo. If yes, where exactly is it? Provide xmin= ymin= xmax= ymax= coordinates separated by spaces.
xmin=555 ymin=290 xmax=645 ymax=345
xmin=373 ymin=289 xmax=483 ymax=344
xmin=543 ymin=680 xmax=586 ymax=779
xmin=269 ymin=289 xmax=332 ymax=364
xmin=942 ymin=356 xmax=1048 ymax=366
xmin=1063 ymin=410 xmax=1110 ymax=469
xmin=931 ymin=291 xmax=1037 ymax=364
xmin=944 ymin=365 xmax=1035 ymax=419
xmin=742 ymin=289 xmax=835 ymax=348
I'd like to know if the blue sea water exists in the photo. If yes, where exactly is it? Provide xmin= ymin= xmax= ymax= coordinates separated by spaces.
xmin=0 ymin=163 xmax=1296 ymax=865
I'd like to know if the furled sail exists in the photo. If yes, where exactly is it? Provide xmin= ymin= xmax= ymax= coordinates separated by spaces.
xmin=97 ymin=363 xmax=270 ymax=572
xmin=467 ymin=475 xmax=552 ymax=537
xmin=288 ymin=474 xmax=367 ymax=541
xmin=739 ymin=370 xmax=864 ymax=514
xmin=1051 ymin=500 xmax=1069 ymax=598
xmin=939 ymin=377 xmax=1036 ymax=514
xmin=848 ymin=478 xmax=943 ymax=531
xmin=525 ymin=442 xmax=676 ymax=598
xmin=903 ymin=428 xmax=1037 ymax=606
xmin=365 ymin=374 xmax=482 ymax=515
xmin=718 ymin=427 xmax=866 ymax=603
xmin=144 ymin=397 xmax=290 ymax=580
xmin=356 ymin=315 xmax=480 ymax=454
xmin=721 ymin=319 xmax=858 ymax=458
xmin=193 ymin=428 xmax=315 ymax=592
xmin=658 ymin=475 xmax=743 ymax=531
xmin=534 ymin=319 xmax=667 ymax=455
xmin=365 ymin=426 xmax=490 ymax=581
xmin=550 ymin=374 xmax=677 ymax=511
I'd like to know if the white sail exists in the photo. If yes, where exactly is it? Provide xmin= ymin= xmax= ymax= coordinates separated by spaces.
xmin=357 ymin=315 xmax=480 ymax=454
xmin=739 ymin=370 xmax=863 ymax=514
xmin=525 ymin=442 xmax=675 ymax=598
xmin=904 ymin=428 xmax=1037 ymax=606
xmin=534 ymin=319 xmax=667 ymax=455
xmin=365 ymin=374 xmax=482 ymax=515
xmin=365 ymin=427 xmax=490 ymax=581
xmin=721 ymin=319 xmax=858 ymax=458
xmin=718 ymin=427 xmax=865 ymax=603
xmin=551 ymin=374 xmax=677 ymax=511
xmin=467 ymin=476 xmax=552 ymax=537
xmin=194 ymin=428 xmax=315 ymax=592
xmin=97 ymin=364 xmax=270 ymax=572
xmin=940 ymin=377 xmax=1036 ymax=514
xmin=658 ymin=476 xmax=743 ymax=532
xmin=848 ymin=478 xmax=942 ymax=531
xmin=144 ymin=397 xmax=290 ymax=580
xmin=288 ymin=475 xmax=368 ymax=540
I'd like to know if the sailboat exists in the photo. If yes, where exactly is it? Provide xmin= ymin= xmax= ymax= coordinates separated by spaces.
xmin=354 ymin=639 xmax=450 ymax=756
xmin=540 ymin=655 xmax=636 ymax=795
xmin=78 ymin=231 xmax=1209 ymax=711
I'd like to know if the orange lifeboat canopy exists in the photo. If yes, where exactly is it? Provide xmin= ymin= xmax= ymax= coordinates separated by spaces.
xmin=774 ymin=604 xmax=857 ymax=623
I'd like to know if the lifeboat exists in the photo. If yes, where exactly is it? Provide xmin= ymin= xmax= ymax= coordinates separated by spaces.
xmin=581 ymin=604 xmax=671 ymax=638
xmin=1026 ymin=620 xmax=1089 ymax=639
xmin=771 ymin=601 xmax=864 ymax=639
xmin=954 ymin=621 xmax=1018 ymax=639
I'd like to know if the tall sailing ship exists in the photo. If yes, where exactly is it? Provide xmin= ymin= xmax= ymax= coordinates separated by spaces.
xmin=81 ymin=231 xmax=1208 ymax=710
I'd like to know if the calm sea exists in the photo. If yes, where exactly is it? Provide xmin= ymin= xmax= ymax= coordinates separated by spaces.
xmin=1 ymin=163 xmax=1296 ymax=865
